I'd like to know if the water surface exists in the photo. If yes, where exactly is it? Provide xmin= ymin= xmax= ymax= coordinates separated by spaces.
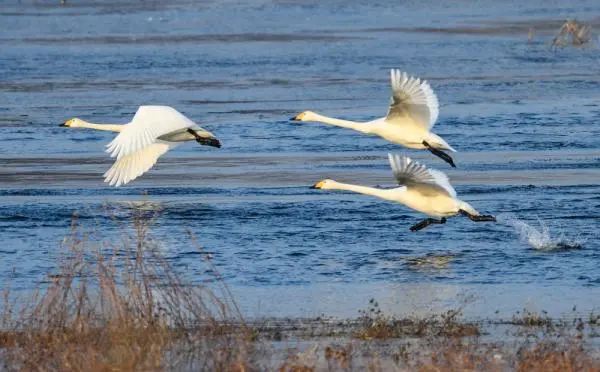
xmin=1 ymin=0 xmax=600 ymax=319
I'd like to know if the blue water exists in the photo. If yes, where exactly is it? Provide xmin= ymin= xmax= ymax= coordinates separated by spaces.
xmin=1 ymin=0 xmax=600 ymax=318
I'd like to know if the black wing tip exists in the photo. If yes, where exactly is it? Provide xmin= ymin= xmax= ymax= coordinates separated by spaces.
xmin=197 ymin=137 xmax=222 ymax=148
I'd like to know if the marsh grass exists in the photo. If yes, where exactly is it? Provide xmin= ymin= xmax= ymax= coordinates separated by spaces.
xmin=273 ymin=302 xmax=600 ymax=371
xmin=275 ymin=333 xmax=600 ymax=371
xmin=510 ymin=309 xmax=553 ymax=328
xmin=0 ymin=209 xmax=254 ymax=371
xmin=354 ymin=299 xmax=480 ymax=341
xmin=415 ymin=336 xmax=599 ymax=372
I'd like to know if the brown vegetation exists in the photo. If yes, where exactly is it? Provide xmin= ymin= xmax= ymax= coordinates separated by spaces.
xmin=0 ymin=210 xmax=253 ymax=371
xmin=510 ymin=309 xmax=553 ymax=327
xmin=354 ymin=299 xmax=480 ymax=340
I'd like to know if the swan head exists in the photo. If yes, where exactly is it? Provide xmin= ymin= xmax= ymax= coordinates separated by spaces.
xmin=310 ymin=179 xmax=336 ymax=190
xmin=290 ymin=111 xmax=318 ymax=122
xmin=60 ymin=118 xmax=85 ymax=128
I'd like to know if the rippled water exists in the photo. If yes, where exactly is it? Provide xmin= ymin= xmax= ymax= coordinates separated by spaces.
xmin=1 ymin=0 xmax=600 ymax=318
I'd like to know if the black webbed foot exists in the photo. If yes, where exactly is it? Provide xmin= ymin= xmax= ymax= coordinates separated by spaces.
xmin=470 ymin=214 xmax=496 ymax=222
xmin=459 ymin=210 xmax=496 ymax=222
xmin=409 ymin=217 xmax=447 ymax=232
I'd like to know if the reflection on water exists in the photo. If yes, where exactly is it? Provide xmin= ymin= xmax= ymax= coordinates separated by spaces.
xmin=402 ymin=253 xmax=457 ymax=270
xmin=231 ymin=282 xmax=600 ymax=320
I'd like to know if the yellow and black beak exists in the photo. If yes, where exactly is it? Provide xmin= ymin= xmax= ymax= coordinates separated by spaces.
xmin=310 ymin=180 xmax=325 ymax=189
xmin=290 ymin=112 xmax=306 ymax=121
xmin=59 ymin=122 xmax=68 ymax=127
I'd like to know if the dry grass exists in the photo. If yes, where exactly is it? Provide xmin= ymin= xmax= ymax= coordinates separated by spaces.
xmin=0 ymin=209 xmax=254 ymax=371
xmin=510 ymin=309 xmax=553 ymax=327
xmin=271 ymin=334 xmax=600 ymax=371
xmin=354 ymin=299 xmax=480 ymax=340
xmin=415 ymin=337 xmax=600 ymax=372
xmin=516 ymin=340 xmax=599 ymax=372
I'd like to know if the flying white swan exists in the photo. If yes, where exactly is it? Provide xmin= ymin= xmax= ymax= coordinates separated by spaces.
xmin=292 ymin=69 xmax=457 ymax=167
xmin=311 ymin=154 xmax=495 ymax=231
xmin=60 ymin=105 xmax=221 ymax=187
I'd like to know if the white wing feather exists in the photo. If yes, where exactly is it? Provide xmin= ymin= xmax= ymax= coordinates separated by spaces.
xmin=386 ymin=69 xmax=439 ymax=129
xmin=426 ymin=169 xmax=456 ymax=198
xmin=388 ymin=153 xmax=456 ymax=198
xmin=103 ymin=143 xmax=173 ymax=187
xmin=106 ymin=106 xmax=195 ymax=159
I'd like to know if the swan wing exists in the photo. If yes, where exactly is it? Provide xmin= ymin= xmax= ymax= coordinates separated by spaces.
xmin=385 ymin=69 xmax=439 ymax=130
xmin=388 ymin=154 xmax=456 ymax=198
xmin=106 ymin=106 xmax=195 ymax=159
xmin=103 ymin=142 xmax=173 ymax=187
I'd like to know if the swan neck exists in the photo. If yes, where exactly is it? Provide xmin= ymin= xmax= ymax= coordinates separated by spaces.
xmin=79 ymin=121 xmax=123 ymax=132
xmin=311 ymin=113 xmax=370 ymax=133
xmin=331 ymin=182 xmax=389 ymax=199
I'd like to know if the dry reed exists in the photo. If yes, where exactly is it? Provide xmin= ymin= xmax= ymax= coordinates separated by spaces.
xmin=0 ymin=208 xmax=253 ymax=371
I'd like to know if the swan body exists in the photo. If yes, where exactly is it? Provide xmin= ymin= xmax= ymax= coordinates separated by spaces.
xmin=60 ymin=105 xmax=221 ymax=187
xmin=311 ymin=154 xmax=495 ymax=231
xmin=292 ymin=70 xmax=457 ymax=167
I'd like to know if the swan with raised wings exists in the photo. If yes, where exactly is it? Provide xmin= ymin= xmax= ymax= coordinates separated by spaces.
xmin=292 ymin=69 xmax=456 ymax=167
xmin=60 ymin=105 xmax=221 ymax=187
xmin=311 ymin=154 xmax=495 ymax=231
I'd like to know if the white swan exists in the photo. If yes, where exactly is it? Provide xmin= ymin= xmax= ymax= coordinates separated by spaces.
xmin=292 ymin=69 xmax=457 ymax=167
xmin=311 ymin=154 xmax=495 ymax=231
xmin=60 ymin=105 xmax=221 ymax=187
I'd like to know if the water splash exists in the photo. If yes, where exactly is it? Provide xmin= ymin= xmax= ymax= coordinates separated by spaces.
xmin=497 ymin=214 xmax=583 ymax=251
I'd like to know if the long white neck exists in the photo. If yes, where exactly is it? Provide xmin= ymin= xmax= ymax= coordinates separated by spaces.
xmin=328 ymin=181 xmax=392 ymax=200
xmin=77 ymin=120 xmax=124 ymax=133
xmin=308 ymin=113 xmax=372 ymax=133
